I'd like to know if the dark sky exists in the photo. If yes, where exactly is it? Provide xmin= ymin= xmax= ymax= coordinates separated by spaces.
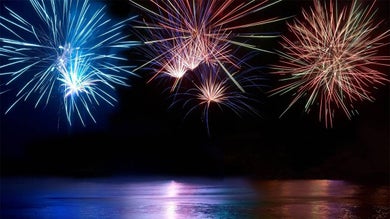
xmin=0 ymin=0 xmax=389 ymax=180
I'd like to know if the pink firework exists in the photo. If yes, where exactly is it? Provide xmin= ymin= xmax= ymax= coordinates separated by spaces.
xmin=130 ymin=0 xmax=283 ymax=92
xmin=134 ymin=31 xmax=200 ymax=91
xmin=270 ymin=0 xmax=390 ymax=128
xmin=172 ymin=64 xmax=261 ymax=136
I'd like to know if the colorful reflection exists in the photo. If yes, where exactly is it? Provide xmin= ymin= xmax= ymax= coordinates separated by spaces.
xmin=1 ymin=178 xmax=388 ymax=218
xmin=252 ymin=179 xmax=389 ymax=218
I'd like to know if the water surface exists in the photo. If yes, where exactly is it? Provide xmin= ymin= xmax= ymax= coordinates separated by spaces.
xmin=1 ymin=177 xmax=389 ymax=218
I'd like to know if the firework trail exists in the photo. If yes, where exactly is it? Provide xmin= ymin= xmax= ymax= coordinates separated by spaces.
xmin=0 ymin=0 xmax=140 ymax=126
xmin=129 ymin=0 xmax=284 ymax=92
xmin=270 ymin=0 xmax=390 ymax=128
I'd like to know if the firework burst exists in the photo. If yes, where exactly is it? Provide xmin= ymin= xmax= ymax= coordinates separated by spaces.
xmin=0 ymin=0 xmax=140 ymax=126
xmin=270 ymin=0 xmax=390 ymax=128
xmin=171 ymin=64 xmax=262 ymax=136
xmin=129 ymin=0 xmax=284 ymax=92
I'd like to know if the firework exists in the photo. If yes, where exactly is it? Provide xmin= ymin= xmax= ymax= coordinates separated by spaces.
xmin=0 ymin=0 xmax=140 ymax=126
xmin=171 ymin=63 xmax=262 ymax=136
xmin=57 ymin=52 xmax=118 ymax=126
xmin=270 ymin=0 xmax=390 ymax=128
xmin=129 ymin=0 xmax=284 ymax=92
xmin=136 ymin=32 xmax=193 ymax=91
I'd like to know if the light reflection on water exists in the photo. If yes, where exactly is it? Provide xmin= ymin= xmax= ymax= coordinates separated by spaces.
xmin=1 ymin=177 xmax=389 ymax=218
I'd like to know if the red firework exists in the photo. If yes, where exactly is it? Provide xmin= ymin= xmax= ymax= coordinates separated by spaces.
xmin=270 ymin=0 xmax=390 ymax=128
xmin=130 ymin=0 xmax=283 ymax=92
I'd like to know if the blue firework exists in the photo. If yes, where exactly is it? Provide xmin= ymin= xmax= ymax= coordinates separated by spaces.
xmin=0 ymin=0 xmax=140 ymax=126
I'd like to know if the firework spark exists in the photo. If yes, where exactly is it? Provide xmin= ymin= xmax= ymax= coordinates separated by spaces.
xmin=270 ymin=0 xmax=390 ymax=128
xmin=129 ymin=0 xmax=284 ymax=92
xmin=0 ymin=0 xmax=140 ymax=126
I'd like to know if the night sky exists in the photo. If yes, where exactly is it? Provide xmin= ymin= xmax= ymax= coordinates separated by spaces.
xmin=0 ymin=0 xmax=389 ymax=181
